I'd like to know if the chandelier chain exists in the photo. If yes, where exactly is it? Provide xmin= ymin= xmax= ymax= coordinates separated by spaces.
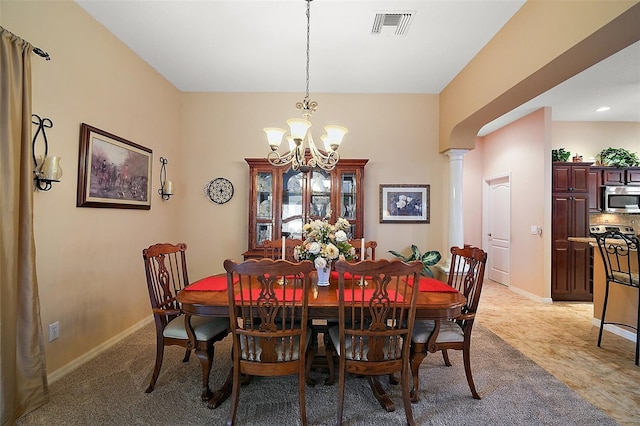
xmin=305 ymin=0 xmax=311 ymax=103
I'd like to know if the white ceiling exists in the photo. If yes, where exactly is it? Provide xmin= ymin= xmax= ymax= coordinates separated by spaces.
xmin=76 ymin=0 xmax=640 ymax=136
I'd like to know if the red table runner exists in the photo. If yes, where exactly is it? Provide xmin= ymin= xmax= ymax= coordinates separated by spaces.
xmin=185 ymin=275 xmax=233 ymax=291
xmin=405 ymin=277 xmax=458 ymax=292
xmin=337 ymin=289 xmax=404 ymax=302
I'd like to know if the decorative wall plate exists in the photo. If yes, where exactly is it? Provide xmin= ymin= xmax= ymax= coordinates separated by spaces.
xmin=206 ymin=177 xmax=234 ymax=204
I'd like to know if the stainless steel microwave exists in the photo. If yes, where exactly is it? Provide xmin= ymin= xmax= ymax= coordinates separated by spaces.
xmin=604 ymin=186 xmax=640 ymax=213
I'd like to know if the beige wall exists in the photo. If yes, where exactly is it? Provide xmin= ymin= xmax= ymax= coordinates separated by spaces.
xmin=2 ymin=1 xmax=182 ymax=375
xmin=552 ymin=121 xmax=640 ymax=160
xmin=440 ymin=1 xmax=640 ymax=152
xmin=178 ymin=93 xmax=445 ymax=280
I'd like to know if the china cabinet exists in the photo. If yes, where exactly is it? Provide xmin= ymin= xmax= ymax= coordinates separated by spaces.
xmin=243 ymin=156 xmax=368 ymax=259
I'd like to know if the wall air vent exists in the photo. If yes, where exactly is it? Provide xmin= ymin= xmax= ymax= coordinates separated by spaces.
xmin=371 ymin=12 xmax=414 ymax=36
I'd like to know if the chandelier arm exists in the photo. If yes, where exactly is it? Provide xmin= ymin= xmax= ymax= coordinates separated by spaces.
xmin=307 ymin=134 xmax=339 ymax=171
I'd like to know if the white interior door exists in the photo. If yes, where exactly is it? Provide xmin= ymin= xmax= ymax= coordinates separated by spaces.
xmin=485 ymin=175 xmax=511 ymax=285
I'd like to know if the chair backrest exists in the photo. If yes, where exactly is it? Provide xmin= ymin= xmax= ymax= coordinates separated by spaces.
xmin=334 ymin=259 xmax=423 ymax=362
xmin=142 ymin=242 xmax=189 ymax=330
xmin=447 ymin=245 xmax=488 ymax=316
xmin=591 ymin=231 xmax=640 ymax=287
xmin=261 ymin=239 xmax=304 ymax=261
xmin=224 ymin=258 xmax=314 ymax=364
xmin=347 ymin=239 xmax=377 ymax=261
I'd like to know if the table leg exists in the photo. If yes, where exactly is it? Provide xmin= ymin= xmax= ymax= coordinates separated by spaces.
xmin=367 ymin=376 xmax=395 ymax=412
xmin=207 ymin=368 xmax=233 ymax=409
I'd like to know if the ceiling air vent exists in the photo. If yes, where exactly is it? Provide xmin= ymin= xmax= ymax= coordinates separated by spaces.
xmin=371 ymin=12 xmax=414 ymax=36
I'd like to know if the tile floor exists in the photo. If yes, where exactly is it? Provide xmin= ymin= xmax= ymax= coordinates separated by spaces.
xmin=478 ymin=280 xmax=640 ymax=426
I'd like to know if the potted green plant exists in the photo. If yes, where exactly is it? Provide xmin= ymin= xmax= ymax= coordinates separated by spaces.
xmin=551 ymin=148 xmax=571 ymax=162
xmin=388 ymin=245 xmax=441 ymax=277
xmin=597 ymin=147 xmax=640 ymax=168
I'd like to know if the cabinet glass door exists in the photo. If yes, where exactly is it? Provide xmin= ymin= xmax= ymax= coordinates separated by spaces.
xmin=340 ymin=172 xmax=357 ymax=237
xmin=309 ymin=170 xmax=331 ymax=220
xmin=255 ymin=171 xmax=273 ymax=246
xmin=282 ymin=169 xmax=304 ymax=240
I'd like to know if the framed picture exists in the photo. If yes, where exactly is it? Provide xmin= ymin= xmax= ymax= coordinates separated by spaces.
xmin=379 ymin=184 xmax=430 ymax=223
xmin=77 ymin=123 xmax=152 ymax=209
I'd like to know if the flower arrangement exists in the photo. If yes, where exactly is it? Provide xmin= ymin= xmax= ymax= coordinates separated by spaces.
xmin=294 ymin=218 xmax=355 ymax=269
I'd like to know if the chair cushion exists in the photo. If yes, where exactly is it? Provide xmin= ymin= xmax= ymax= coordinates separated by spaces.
xmin=239 ymin=327 xmax=312 ymax=362
xmin=328 ymin=325 xmax=403 ymax=361
xmin=612 ymin=271 xmax=639 ymax=286
xmin=163 ymin=315 xmax=229 ymax=341
xmin=412 ymin=320 xmax=464 ymax=344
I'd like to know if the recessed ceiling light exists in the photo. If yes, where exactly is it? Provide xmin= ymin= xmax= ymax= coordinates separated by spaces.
xmin=596 ymin=106 xmax=611 ymax=112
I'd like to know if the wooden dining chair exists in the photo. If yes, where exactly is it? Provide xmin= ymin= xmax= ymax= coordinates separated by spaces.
xmin=410 ymin=245 xmax=487 ymax=401
xmin=223 ymin=258 xmax=315 ymax=426
xmin=261 ymin=238 xmax=304 ymax=261
xmin=348 ymin=239 xmax=377 ymax=261
xmin=591 ymin=231 xmax=639 ymax=365
xmin=329 ymin=259 xmax=423 ymax=425
xmin=142 ymin=243 xmax=230 ymax=401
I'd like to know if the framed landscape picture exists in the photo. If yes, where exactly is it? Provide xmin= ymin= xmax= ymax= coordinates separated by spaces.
xmin=379 ymin=184 xmax=429 ymax=223
xmin=77 ymin=123 xmax=152 ymax=209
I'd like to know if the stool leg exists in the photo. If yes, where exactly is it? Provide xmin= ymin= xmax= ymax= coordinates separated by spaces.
xmin=598 ymin=281 xmax=611 ymax=348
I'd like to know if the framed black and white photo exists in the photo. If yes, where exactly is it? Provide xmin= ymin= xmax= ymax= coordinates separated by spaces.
xmin=379 ymin=184 xmax=429 ymax=223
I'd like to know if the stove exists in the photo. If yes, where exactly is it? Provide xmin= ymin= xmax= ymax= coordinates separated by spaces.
xmin=589 ymin=224 xmax=636 ymax=235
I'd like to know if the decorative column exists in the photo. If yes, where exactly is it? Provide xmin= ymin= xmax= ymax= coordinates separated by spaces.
xmin=439 ymin=149 xmax=468 ymax=275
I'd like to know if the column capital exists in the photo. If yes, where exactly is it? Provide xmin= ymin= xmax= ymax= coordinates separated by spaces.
xmin=444 ymin=148 xmax=469 ymax=160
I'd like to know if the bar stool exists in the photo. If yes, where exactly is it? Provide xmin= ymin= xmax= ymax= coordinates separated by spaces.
xmin=591 ymin=231 xmax=640 ymax=365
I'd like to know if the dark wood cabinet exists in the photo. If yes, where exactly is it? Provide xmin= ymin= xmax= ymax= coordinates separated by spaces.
xmin=599 ymin=166 xmax=640 ymax=186
xmin=551 ymin=163 xmax=592 ymax=301
xmin=625 ymin=168 xmax=640 ymax=185
xmin=552 ymin=162 xmax=590 ymax=193
xmin=243 ymin=156 xmax=368 ymax=259
xmin=601 ymin=167 xmax=625 ymax=185
xmin=588 ymin=167 xmax=604 ymax=212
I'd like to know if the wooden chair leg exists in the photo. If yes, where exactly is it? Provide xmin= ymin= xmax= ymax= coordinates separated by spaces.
xmin=299 ymin=362 xmax=308 ymax=426
xmin=442 ymin=349 xmax=452 ymax=366
xmin=305 ymin=332 xmax=317 ymax=386
xmin=227 ymin=362 xmax=241 ymax=426
xmin=336 ymin=358 xmax=346 ymax=425
xmin=462 ymin=338 xmax=480 ymax=399
xmin=409 ymin=343 xmax=427 ymax=403
xmin=182 ymin=347 xmax=191 ymax=362
xmin=400 ymin=367 xmax=415 ymax=426
xmin=195 ymin=344 xmax=215 ymax=401
xmin=324 ymin=334 xmax=336 ymax=385
xmin=146 ymin=336 xmax=165 ymax=393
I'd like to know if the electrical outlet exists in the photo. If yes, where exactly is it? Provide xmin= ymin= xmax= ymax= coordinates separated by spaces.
xmin=49 ymin=322 xmax=59 ymax=342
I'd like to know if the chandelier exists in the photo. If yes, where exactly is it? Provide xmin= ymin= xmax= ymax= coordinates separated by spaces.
xmin=264 ymin=0 xmax=347 ymax=172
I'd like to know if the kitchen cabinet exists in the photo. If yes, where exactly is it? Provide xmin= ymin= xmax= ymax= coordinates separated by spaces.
xmin=588 ymin=167 xmax=604 ymax=212
xmin=243 ymin=156 xmax=368 ymax=259
xmin=551 ymin=163 xmax=592 ymax=301
xmin=552 ymin=162 xmax=590 ymax=193
xmin=600 ymin=166 xmax=640 ymax=185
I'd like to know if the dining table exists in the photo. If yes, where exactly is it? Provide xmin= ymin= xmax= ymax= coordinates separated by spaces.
xmin=176 ymin=272 xmax=466 ymax=412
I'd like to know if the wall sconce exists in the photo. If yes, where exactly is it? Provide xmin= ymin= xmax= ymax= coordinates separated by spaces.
xmin=32 ymin=114 xmax=62 ymax=191
xmin=158 ymin=157 xmax=174 ymax=200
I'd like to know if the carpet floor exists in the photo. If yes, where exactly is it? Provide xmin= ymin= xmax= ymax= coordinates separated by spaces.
xmin=18 ymin=322 xmax=617 ymax=425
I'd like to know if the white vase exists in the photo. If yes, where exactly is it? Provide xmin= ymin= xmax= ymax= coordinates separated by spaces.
xmin=316 ymin=264 xmax=331 ymax=287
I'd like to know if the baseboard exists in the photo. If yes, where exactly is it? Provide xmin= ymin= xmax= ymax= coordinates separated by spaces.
xmin=591 ymin=318 xmax=638 ymax=343
xmin=47 ymin=316 xmax=153 ymax=384
xmin=508 ymin=285 xmax=554 ymax=304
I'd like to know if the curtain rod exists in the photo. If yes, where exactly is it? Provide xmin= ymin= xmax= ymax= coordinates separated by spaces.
xmin=0 ymin=26 xmax=50 ymax=60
